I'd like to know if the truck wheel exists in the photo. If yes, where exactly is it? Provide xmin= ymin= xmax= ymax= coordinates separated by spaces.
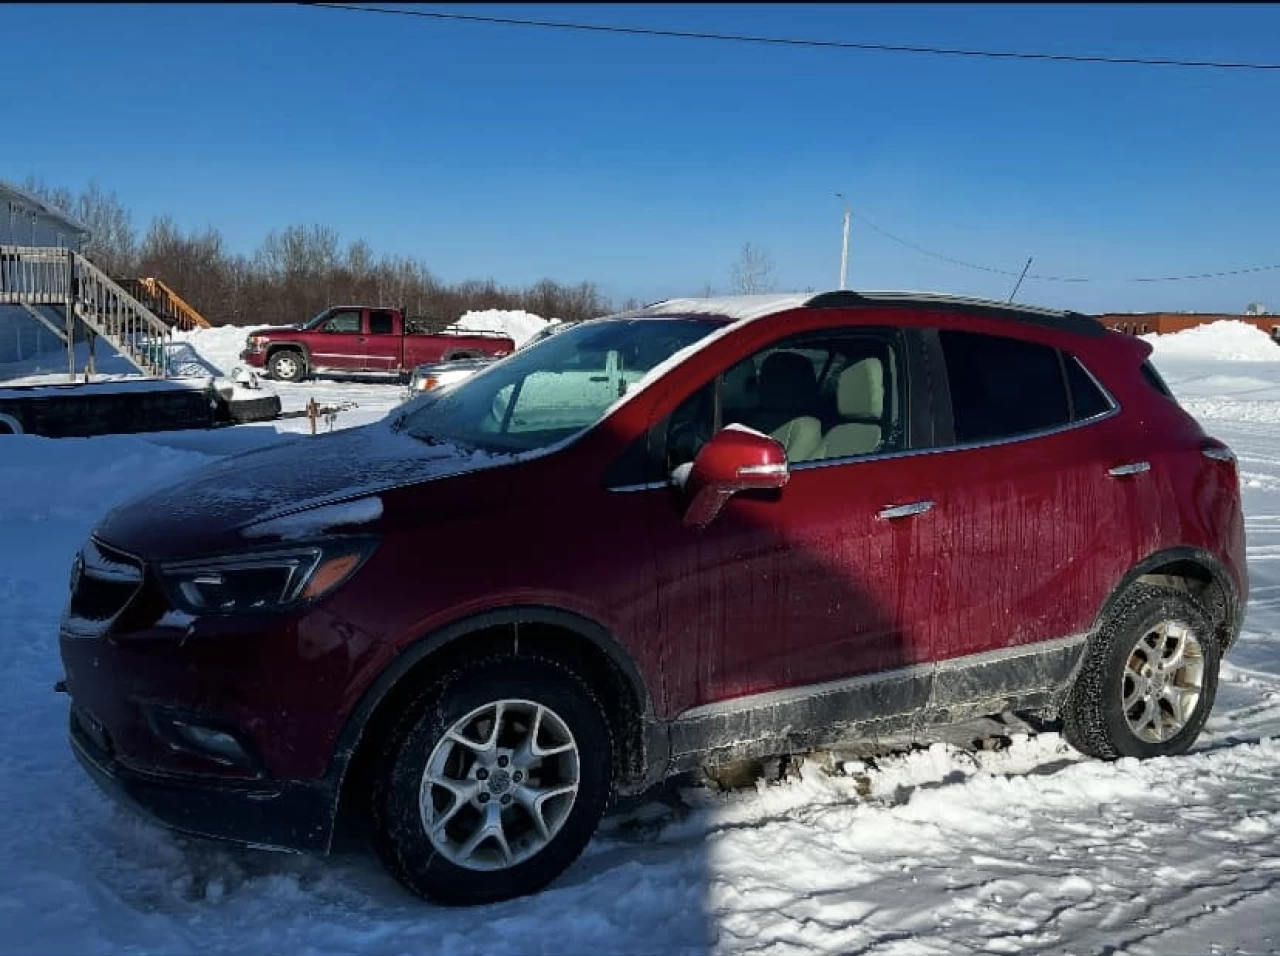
xmin=370 ymin=656 xmax=613 ymax=906
xmin=1063 ymin=584 xmax=1220 ymax=761
xmin=268 ymin=350 xmax=306 ymax=383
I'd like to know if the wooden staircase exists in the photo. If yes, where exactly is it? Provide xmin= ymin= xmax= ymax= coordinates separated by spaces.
xmin=0 ymin=246 xmax=172 ymax=378
xmin=118 ymin=277 xmax=211 ymax=331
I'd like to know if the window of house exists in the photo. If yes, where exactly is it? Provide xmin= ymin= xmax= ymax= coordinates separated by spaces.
xmin=369 ymin=310 xmax=396 ymax=335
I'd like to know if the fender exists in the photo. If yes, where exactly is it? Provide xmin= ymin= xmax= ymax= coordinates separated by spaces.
xmin=1094 ymin=546 xmax=1243 ymax=649
xmin=265 ymin=340 xmax=313 ymax=368
xmin=325 ymin=605 xmax=666 ymax=792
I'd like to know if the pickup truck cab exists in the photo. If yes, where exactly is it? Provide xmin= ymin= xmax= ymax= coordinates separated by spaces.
xmin=240 ymin=306 xmax=515 ymax=383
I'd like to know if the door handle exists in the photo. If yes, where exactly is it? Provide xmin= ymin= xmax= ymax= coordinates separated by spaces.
xmin=878 ymin=500 xmax=934 ymax=520
xmin=1108 ymin=461 xmax=1151 ymax=478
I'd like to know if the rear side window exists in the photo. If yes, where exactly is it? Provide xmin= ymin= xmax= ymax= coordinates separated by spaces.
xmin=1140 ymin=360 xmax=1175 ymax=399
xmin=938 ymin=330 xmax=1070 ymax=443
xmin=1064 ymin=355 xmax=1112 ymax=420
xmin=369 ymin=310 xmax=395 ymax=335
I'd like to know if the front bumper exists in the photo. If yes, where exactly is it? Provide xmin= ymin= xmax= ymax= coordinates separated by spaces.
xmin=239 ymin=349 xmax=266 ymax=368
xmin=69 ymin=705 xmax=337 ymax=853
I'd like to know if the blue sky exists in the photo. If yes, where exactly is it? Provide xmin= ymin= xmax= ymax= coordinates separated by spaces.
xmin=3 ymin=3 xmax=1278 ymax=313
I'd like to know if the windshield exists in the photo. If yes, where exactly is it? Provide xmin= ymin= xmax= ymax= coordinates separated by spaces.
xmin=398 ymin=317 xmax=720 ymax=454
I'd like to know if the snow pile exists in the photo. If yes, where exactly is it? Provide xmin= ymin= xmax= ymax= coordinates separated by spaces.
xmin=170 ymin=325 xmax=266 ymax=377
xmin=455 ymin=309 xmax=549 ymax=348
xmin=1143 ymin=319 xmax=1280 ymax=362
xmin=0 ymin=433 xmax=217 ymax=525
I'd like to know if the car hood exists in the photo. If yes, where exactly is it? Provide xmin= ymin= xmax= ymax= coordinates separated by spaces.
xmin=94 ymin=422 xmax=509 ymax=561
xmin=251 ymin=324 xmax=305 ymax=336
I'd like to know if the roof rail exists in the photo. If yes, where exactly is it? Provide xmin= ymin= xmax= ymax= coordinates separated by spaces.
xmin=805 ymin=291 xmax=1105 ymax=338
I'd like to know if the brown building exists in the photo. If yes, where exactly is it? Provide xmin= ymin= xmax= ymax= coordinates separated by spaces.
xmin=1098 ymin=311 xmax=1280 ymax=338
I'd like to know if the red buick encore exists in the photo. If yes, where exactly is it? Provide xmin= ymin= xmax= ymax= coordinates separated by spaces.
xmin=58 ymin=292 xmax=1247 ymax=906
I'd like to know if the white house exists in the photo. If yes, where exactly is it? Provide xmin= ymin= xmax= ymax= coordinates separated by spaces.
xmin=0 ymin=179 xmax=89 ymax=250
xmin=0 ymin=179 xmax=91 ymax=368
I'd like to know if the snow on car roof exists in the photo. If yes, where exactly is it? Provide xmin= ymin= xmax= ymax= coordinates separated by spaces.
xmin=629 ymin=294 xmax=814 ymax=322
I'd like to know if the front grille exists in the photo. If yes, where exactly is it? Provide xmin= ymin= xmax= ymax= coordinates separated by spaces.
xmin=64 ymin=538 xmax=144 ymax=636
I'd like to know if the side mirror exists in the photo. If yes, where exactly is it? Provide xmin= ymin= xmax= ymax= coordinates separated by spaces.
xmin=681 ymin=425 xmax=790 ymax=529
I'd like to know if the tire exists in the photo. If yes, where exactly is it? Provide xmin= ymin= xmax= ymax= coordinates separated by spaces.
xmin=370 ymin=656 xmax=614 ymax=906
xmin=1063 ymin=584 xmax=1221 ymax=760
xmin=225 ymin=394 xmax=282 ymax=424
xmin=268 ymin=350 xmax=306 ymax=383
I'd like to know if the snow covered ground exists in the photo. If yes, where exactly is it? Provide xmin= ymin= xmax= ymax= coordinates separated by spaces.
xmin=1 ymin=321 xmax=1279 ymax=954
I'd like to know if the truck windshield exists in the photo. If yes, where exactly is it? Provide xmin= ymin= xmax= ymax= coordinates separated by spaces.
xmin=398 ymin=317 xmax=720 ymax=454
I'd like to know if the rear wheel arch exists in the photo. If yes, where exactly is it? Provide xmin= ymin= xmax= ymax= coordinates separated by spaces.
xmin=331 ymin=607 xmax=663 ymax=831
xmin=1095 ymin=547 xmax=1241 ymax=653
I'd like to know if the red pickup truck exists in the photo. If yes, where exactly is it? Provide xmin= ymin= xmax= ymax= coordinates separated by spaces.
xmin=238 ymin=306 xmax=515 ymax=383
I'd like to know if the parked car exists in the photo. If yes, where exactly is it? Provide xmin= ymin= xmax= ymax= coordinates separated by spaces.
xmin=59 ymin=291 xmax=1247 ymax=907
xmin=239 ymin=306 xmax=515 ymax=382
xmin=404 ymin=320 xmax=575 ymax=399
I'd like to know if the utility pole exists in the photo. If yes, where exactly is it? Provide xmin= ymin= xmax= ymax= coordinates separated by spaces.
xmin=835 ymin=193 xmax=851 ymax=290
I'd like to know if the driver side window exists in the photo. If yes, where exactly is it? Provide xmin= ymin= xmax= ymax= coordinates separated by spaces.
xmin=324 ymin=310 xmax=362 ymax=334
xmin=654 ymin=327 xmax=906 ymax=476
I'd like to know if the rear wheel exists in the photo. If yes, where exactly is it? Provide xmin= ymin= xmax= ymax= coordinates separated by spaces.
xmin=1064 ymin=584 xmax=1220 ymax=760
xmin=268 ymin=349 xmax=306 ymax=383
xmin=370 ymin=657 xmax=613 ymax=906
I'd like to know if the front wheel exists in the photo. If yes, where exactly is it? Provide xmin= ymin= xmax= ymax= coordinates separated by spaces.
xmin=371 ymin=657 xmax=613 ymax=906
xmin=1063 ymin=584 xmax=1221 ymax=760
xmin=268 ymin=350 xmax=306 ymax=383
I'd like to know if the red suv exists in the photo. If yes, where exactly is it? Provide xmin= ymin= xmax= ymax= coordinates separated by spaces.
xmin=58 ymin=292 xmax=1247 ymax=906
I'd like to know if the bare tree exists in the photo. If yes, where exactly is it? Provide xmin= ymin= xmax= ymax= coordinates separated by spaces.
xmin=20 ymin=177 xmax=137 ymax=274
xmin=19 ymin=173 xmax=619 ymax=327
xmin=730 ymin=242 xmax=775 ymax=295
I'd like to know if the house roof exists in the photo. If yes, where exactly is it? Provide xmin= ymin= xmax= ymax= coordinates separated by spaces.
xmin=0 ymin=179 xmax=91 ymax=236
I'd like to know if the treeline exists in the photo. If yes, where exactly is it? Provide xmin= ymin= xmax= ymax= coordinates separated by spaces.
xmin=21 ymin=178 xmax=621 ymax=327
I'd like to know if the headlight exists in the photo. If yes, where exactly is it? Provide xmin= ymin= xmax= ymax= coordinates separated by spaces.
xmin=157 ymin=541 xmax=374 ymax=614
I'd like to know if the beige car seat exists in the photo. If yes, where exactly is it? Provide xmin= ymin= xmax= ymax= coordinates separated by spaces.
xmin=818 ymin=358 xmax=885 ymax=459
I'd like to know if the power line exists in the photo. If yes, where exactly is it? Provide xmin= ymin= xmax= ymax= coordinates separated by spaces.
xmin=298 ymin=3 xmax=1280 ymax=72
xmin=849 ymin=210 xmax=1280 ymax=284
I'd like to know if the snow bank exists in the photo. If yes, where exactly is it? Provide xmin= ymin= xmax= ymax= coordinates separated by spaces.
xmin=170 ymin=325 xmax=266 ymax=377
xmin=1143 ymin=319 xmax=1280 ymax=362
xmin=0 ymin=433 xmax=217 ymax=525
xmin=455 ymin=309 xmax=549 ymax=348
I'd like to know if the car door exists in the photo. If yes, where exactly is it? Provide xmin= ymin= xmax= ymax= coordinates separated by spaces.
xmin=909 ymin=325 xmax=1142 ymax=712
xmin=310 ymin=308 xmax=364 ymax=371
xmin=363 ymin=308 xmax=401 ymax=372
xmin=644 ymin=324 xmax=938 ymax=740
